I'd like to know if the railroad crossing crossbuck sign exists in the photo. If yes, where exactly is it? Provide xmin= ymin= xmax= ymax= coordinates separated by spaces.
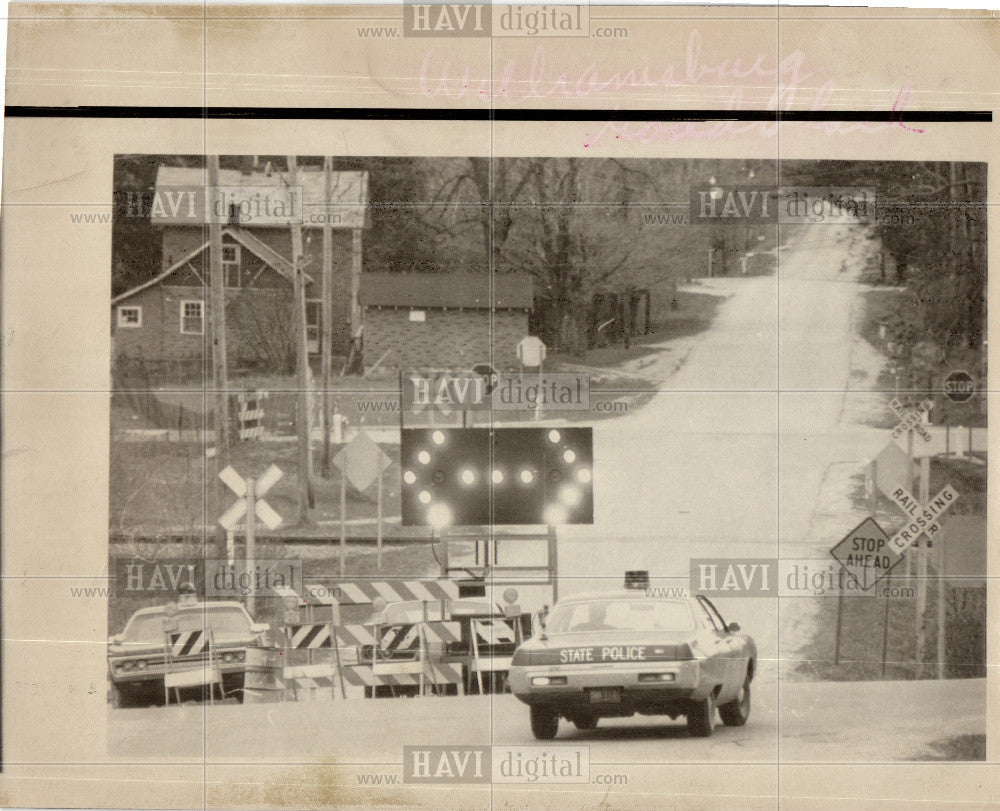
xmin=884 ymin=482 xmax=960 ymax=556
xmin=218 ymin=464 xmax=284 ymax=531
xmin=889 ymin=397 xmax=933 ymax=443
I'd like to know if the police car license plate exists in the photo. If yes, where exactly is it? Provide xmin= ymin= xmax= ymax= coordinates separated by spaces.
xmin=588 ymin=688 xmax=621 ymax=703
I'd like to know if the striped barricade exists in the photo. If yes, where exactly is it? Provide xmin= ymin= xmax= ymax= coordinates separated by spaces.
xmin=282 ymin=622 xmax=377 ymax=700
xmin=163 ymin=630 xmax=221 ymax=705
xmin=466 ymin=616 xmax=531 ymax=694
xmin=333 ymin=579 xmax=459 ymax=605
xmin=281 ymin=663 xmax=339 ymax=702
xmin=167 ymin=629 xmax=210 ymax=658
xmin=286 ymin=623 xmax=333 ymax=650
xmin=341 ymin=662 xmax=462 ymax=691
xmin=235 ymin=390 xmax=268 ymax=440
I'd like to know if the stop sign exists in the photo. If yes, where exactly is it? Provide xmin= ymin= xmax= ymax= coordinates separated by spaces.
xmin=943 ymin=370 xmax=976 ymax=403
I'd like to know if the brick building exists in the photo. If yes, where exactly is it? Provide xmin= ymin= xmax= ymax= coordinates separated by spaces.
xmin=111 ymin=165 xmax=366 ymax=375
xmin=360 ymin=273 xmax=534 ymax=370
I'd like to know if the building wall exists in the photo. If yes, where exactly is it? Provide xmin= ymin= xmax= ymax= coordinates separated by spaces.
xmin=160 ymin=225 xmax=355 ymax=351
xmin=363 ymin=308 xmax=528 ymax=370
xmin=112 ymin=284 xmax=297 ymax=373
xmin=112 ymin=284 xmax=206 ymax=367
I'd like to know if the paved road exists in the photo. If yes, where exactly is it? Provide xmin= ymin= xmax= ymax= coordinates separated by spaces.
xmin=110 ymin=677 xmax=985 ymax=763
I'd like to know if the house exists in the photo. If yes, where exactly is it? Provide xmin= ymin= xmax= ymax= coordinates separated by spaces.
xmin=111 ymin=164 xmax=367 ymax=375
xmin=360 ymin=273 xmax=535 ymax=370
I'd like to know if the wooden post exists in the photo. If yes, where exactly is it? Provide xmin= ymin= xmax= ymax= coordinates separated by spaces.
xmin=349 ymin=178 xmax=366 ymax=369
xmin=207 ymin=155 xmax=231 ymax=559
xmin=376 ymin=465 xmax=384 ymax=571
xmin=321 ymin=156 xmax=334 ymax=476
xmin=915 ymin=456 xmax=930 ymax=673
xmin=881 ymin=570 xmax=891 ymax=677
xmin=245 ymin=478 xmax=256 ymax=617
xmin=548 ymin=525 xmax=559 ymax=603
xmin=905 ymin=428 xmax=915 ymax=582
xmin=339 ymin=472 xmax=347 ymax=578
xmin=937 ymin=539 xmax=947 ymax=679
xmin=833 ymin=589 xmax=844 ymax=666
xmin=287 ymin=156 xmax=313 ymax=524
xmin=332 ymin=627 xmax=347 ymax=700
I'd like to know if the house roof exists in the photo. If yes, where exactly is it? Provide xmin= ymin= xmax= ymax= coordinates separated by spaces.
xmin=111 ymin=227 xmax=305 ymax=305
xmin=151 ymin=166 xmax=367 ymax=229
xmin=361 ymin=273 xmax=534 ymax=310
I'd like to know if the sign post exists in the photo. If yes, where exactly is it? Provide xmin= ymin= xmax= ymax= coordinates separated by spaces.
xmin=218 ymin=464 xmax=283 ymax=616
xmin=937 ymin=535 xmax=947 ymax=680
xmin=333 ymin=431 xmax=393 ymax=577
xmin=915 ymin=457 xmax=930 ymax=674
xmin=516 ymin=337 xmax=547 ymax=422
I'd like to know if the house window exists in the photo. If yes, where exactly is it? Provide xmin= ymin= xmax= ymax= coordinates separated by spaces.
xmin=117 ymin=306 xmax=142 ymax=328
xmin=306 ymin=299 xmax=322 ymax=354
xmin=180 ymin=300 xmax=204 ymax=334
xmin=222 ymin=244 xmax=241 ymax=288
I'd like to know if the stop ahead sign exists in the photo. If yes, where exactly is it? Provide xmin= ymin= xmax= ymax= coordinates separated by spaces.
xmin=830 ymin=517 xmax=901 ymax=591
xmin=943 ymin=370 xmax=976 ymax=404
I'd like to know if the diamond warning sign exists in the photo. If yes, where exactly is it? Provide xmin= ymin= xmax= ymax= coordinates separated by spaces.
xmin=829 ymin=517 xmax=901 ymax=591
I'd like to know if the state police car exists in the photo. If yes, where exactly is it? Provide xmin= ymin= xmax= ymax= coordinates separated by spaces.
xmin=508 ymin=585 xmax=756 ymax=739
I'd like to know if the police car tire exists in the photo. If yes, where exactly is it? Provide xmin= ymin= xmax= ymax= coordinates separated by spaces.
xmin=719 ymin=679 xmax=751 ymax=727
xmin=530 ymin=706 xmax=559 ymax=740
xmin=572 ymin=714 xmax=598 ymax=730
xmin=687 ymin=695 xmax=714 ymax=737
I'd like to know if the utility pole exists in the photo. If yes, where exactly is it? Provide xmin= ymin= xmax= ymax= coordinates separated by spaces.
xmin=915 ymin=456 xmax=930 ymax=675
xmin=287 ymin=155 xmax=313 ymax=524
xmin=207 ymin=155 xmax=230 ymax=558
xmin=321 ymin=157 xmax=334 ymax=475
xmin=348 ymin=176 xmax=367 ymax=374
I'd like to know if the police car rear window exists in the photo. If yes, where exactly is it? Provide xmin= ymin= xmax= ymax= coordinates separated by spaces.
xmin=546 ymin=600 xmax=695 ymax=635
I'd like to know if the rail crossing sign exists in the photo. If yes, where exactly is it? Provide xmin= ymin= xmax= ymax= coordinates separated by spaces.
xmin=884 ymin=483 xmax=960 ymax=556
xmin=889 ymin=397 xmax=933 ymax=443
xmin=333 ymin=430 xmax=392 ymax=492
xmin=218 ymin=464 xmax=284 ymax=531
xmin=829 ymin=517 xmax=899 ymax=591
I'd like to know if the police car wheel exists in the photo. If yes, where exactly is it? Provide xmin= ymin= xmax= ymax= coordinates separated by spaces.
xmin=686 ymin=695 xmax=714 ymax=737
xmin=530 ymin=706 xmax=559 ymax=740
xmin=719 ymin=679 xmax=751 ymax=727
xmin=572 ymin=714 xmax=598 ymax=731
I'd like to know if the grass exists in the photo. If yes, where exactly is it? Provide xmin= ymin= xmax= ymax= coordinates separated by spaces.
xmin=109 ymin=438 xmax=411 ymax=540
xmin=909 ymin=734 xmax=986 ymax=761
xmin=791 ymin=457 xmax=986 ymax=682
xmin=547 ymin=289 xmax=722 ymax=373
xmin=857 ymin=286 xmax=986 ymax=428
